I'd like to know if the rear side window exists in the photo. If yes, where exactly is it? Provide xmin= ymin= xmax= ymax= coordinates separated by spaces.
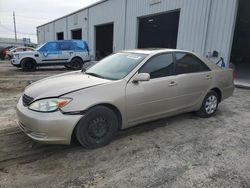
xmin=139 ymin=53 xmax=174 ymax=79
xmin=175 ymin=53 xmax=210 ymax=74
xmin=59 ymin=42 xmax=73 ymax=51
xmin=74 ymin=41 xmax=86 ymax=51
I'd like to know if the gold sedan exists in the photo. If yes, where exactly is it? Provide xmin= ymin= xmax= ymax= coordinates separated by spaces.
xmin=17 ymin=49 xmax=234 ymax=148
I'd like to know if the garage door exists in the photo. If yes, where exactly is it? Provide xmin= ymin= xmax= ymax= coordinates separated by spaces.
xmin=138 ymin=10 xmax=180 ymax=49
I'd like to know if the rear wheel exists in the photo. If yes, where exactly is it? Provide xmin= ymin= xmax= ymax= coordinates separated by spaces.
xmin=70 ymin=58 xmax=83 ymax=70
xmin=195 ymin=91 xmax=219 ymax=118
xmin=75 ymin=106 xmax=119 ymax=149
xmin=21 ymin=58 xmax=36 ymax=71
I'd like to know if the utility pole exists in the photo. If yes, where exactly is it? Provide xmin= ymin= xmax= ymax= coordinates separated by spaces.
xmin=13 ymin=11 xmax=17 ymax=42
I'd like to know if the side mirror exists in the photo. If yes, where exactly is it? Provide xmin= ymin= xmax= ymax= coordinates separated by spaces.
xmin=133 ymin=73 xmax=150 ymax=83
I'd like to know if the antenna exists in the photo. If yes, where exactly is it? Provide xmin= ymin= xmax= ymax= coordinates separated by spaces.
xmin=13 ymin=11 xmax=17 ymax=42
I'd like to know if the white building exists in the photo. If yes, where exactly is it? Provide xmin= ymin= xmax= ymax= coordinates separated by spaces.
xmin=37 ymin=0 xmax=250 ymax=76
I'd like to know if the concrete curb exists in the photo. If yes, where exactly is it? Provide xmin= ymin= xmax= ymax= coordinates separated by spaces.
xmin=234 ymin=81 xmax=250 ymax=89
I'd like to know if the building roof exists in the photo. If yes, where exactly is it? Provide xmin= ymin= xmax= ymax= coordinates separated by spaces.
xmin=37 ymin=0 xmax=108 ymax=28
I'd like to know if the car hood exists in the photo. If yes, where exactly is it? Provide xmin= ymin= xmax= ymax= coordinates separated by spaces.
xmin=14 ymin=51 xmax=36 ymax=56
xmin=24 ymin=71 xmax=112 ymax=99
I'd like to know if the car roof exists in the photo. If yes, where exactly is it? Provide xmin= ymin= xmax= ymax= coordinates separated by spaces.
xmin=122 ymin=48 xmax=193 ymax=55
xmin=48 ymin=40 xmax=87 ymax=43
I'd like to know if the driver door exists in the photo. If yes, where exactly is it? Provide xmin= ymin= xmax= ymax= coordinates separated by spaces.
xmin=126 ymin=53 xmax=179 ymax=126
xmin=38 ymin=42 xmax=60 ymax=64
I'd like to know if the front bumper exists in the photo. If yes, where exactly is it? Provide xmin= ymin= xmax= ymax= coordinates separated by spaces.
xmin=11 ymin=59 xmax=20 ymax=67
xmin=16 ymin=97 xmax=82 ymax=145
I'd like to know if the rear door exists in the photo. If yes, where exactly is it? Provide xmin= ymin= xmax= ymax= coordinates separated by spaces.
xmin=58 ymin=41 xmax=73 ymax=63
xmin=126 ymin=53 xmax=179 ymax=125
xmin=173 ymin=52 xmax=213 ymax=109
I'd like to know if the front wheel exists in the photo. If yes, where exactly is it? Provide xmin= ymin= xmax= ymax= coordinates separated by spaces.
xmin=21 ymin=59 xmax=36 ymax=71
xmin=195 ymin=91 xmax=219 ymax=118
xmin=75 ymin=106 xmax=119 ymax=149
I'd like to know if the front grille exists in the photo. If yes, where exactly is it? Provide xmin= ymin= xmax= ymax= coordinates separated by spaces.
xmin=22 ymin=94 xmax=34 ymax=106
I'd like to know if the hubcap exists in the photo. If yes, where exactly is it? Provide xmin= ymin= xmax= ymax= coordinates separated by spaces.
xmin=88 ymin=117 xmax=109 ymax=139
xmin=205 ymin=95 xmax=218 ymax=114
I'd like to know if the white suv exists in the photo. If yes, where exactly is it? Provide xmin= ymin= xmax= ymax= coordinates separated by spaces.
xmin=11 ymin=40 xmax=90 ymax=71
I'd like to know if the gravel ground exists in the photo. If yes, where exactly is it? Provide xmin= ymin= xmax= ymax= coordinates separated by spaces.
xmin=0 ymin=61 xmax=249 ymax=188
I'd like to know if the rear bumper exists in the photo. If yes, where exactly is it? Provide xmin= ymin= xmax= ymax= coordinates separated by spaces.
xmin=16 ymin=97 xmax=82 ymax=145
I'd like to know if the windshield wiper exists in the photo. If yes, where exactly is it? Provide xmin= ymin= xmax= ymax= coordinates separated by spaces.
xmin=85 ymin=72 xmax=105 ymax=79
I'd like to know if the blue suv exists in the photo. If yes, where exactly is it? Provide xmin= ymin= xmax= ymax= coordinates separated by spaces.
xmin=11 ymin=40 xmax=90 ymax=71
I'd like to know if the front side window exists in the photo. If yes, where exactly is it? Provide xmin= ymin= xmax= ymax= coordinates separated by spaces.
xmin=175 ymin=53 xmax=210 ymax=74
xmin=139 ymin=53 xmax=174 ymax=79
xmin=40 ymin=42 xmax=58 ymax=52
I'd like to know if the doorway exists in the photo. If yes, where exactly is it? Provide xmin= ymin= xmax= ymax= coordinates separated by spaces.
xmin=138 ymin=10 xmax=180 ymax=49
xmin=95 ymin=23 xmax=114 ymax=60
xmin=231 ymin=0 xmax=250 ymax=80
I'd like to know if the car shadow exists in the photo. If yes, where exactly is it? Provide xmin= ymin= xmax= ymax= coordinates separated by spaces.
xmin=0 ymin=110 xmax=225 ymax=170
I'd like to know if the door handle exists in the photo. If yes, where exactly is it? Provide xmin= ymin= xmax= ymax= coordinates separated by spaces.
xmin=169 ymin=81 xmax=177 ymax=87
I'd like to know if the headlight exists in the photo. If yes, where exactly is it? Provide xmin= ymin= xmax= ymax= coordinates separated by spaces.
xmin=29 ymin=98 xmax=72 ymax=112
xmin=14 ymin=54 xmax=19 ymax=59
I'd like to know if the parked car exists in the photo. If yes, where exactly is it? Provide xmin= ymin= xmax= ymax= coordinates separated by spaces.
xmin=5 ymin=46 xmax=34 ymax=60
xmin=11 ymin=40 xmax=90 ymax=71
xmin=0 ymin=46 xmax=5 ymax=60
xmin=1 ymin=46 xmax=16 ymax=60
xmin=17 ymin=49 xmax=234 ymax=148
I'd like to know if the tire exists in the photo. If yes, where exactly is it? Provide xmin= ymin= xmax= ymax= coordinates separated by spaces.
xmin=75 ymin=106 xmax=119 ymax=149
xmin=70 ymin=58 xmax=83 ymax=70
xmin=21 ymin=58 xmax=36 ymax=71
xmin=195 ymin=91 xmax=219 ymax=118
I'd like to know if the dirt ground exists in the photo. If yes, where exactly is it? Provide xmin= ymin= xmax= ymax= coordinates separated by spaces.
xmin=0 ymin=61 xmax=249 ymax=188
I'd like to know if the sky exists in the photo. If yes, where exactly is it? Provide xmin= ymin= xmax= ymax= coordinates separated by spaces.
xmin=0 ymin=0 xmax=101 ymax=43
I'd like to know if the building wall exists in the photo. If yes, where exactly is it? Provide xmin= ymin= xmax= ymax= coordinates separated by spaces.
xmin=37 ymin=26 xmax=45 ymax=44
xmin=88 ymin=0 xmax=126 ymax=56
xmin=67 ymin=10 xmax=88 ymax=40
xmin=204 ymin=0 xmax=239 ymax=64
xmin=44 ymin=23 xmax=54 ymax=41
xmin=37 ymin=0 xmax=238 ymax=64
xmin=125 ymin=0 xmax=238 ymax=64
xmin=54 ymin=18 xmax=67 ymax=40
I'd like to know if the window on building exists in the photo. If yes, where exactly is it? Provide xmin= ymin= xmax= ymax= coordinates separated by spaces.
xmin=175 ymin=53 xmax=210 ymax=74
xmin=57 ymin=32 xmax=64 ymax=40
xmin=139 ymin=53 xmax=174 ymax=79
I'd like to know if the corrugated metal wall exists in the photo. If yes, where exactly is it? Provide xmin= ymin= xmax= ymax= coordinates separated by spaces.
xmin=37 ymin=26 xmax=45 ymax=44
xmin=204 ymin=0 xmax=239 ymax=64
xmin=54 ymin=18 xmax=67 ymax=39
xmin=44 ymin=23 xmax=54 ymax=41
xmin=37 ymin=0 xmax=238 ymax=64
xmin=88 ymin=0 xmax=126 ymax=56
xmin=67 ymin=10 xmax=88 ymax=40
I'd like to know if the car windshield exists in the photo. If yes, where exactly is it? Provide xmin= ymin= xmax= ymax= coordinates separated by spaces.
xmin=35 ymin=43 xmax=46 ymax=51
xmin=85 ymin=52 xmax=147 ymax=80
